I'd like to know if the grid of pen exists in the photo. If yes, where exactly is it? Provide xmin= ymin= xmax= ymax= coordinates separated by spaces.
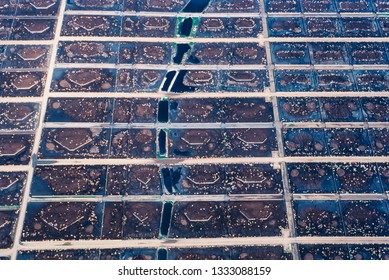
xmin=0 ymin=0 xmax=388 ymax=260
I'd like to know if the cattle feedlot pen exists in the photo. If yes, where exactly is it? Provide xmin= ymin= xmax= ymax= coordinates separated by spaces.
xmin=0 ymin=0 xmax=388 ymax=279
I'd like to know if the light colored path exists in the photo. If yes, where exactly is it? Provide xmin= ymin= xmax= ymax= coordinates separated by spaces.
xmin=9 ymin=0 xmax=68 ymax=260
